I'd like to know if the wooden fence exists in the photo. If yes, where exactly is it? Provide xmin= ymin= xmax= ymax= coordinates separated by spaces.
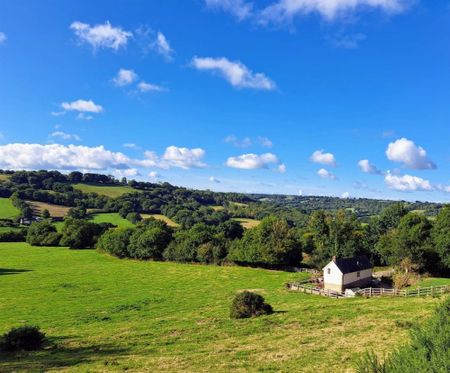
xmin=356 ymin=285 xmax=450 ymax=298
xmin=287 ymin=282 xmax=342 ymax=298
xmin=287 ymin=282 xmax=450 ymax=299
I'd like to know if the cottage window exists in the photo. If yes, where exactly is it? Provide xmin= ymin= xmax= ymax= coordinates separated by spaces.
xmin=327 ymin=268 xmax=331 ymax=275
xmin=357 ymin=271 xmax=360 ymax=278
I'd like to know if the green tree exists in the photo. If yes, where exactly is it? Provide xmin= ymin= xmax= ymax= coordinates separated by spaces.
xmin=26 ymin=221 xmax=61 ymax=246
xmin=96 ymin=228 xmax=133 ymax=258
xmin=128 ymin=226 xmax=172 ymax=260
xmin=432 ymin=206 xmax=450 ymax=270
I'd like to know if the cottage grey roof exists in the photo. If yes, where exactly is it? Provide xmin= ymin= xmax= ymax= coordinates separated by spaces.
xmin=334 ymin=256 xmax=372 ymax=274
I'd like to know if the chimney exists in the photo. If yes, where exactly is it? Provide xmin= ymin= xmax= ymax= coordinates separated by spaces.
xmin=332 ymin=256 xmax=336 ymax=263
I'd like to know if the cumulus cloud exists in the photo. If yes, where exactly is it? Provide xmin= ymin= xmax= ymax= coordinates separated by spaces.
xmin=204 ymin=0 xmax=253 ymax=20
xmin=114 ymin=168 xmax=140 ymax=178
xmin=0 ymin=32 xmax=6 ymax=44
xmin=49 ymin=131 xmax=81 ymax=142
xmin=209 ymin=176 xmax=221 ymax=183
xmin=113 ymin=69 xmax=138 ymax=86
xmin=358 ymin=159 xmax=382 ymax=175
xmin=310 ymin=150 xmax=336 ymax=166
xmin=225 ymin=135 xmax=252 ymax=148
xmin=192 ymin=57 xmax=275 ymax=90
xmin=123 ymin=143 xmax=139 ymax=149
xmin=259 ymin=0 xmax=408 ymax=23
xmin=384 ymin=172 xmax=433 ymax=192
xmin=317 ymin=168 xmax=337 ymax=180
xmin=341 ymin=191 xmax=350 ymax=198
xmin=61 ymin=99 xmax=103 ymax=113
xmin=148 ymin=171 xmax=160 ymax=179
xmin=137 ymin=81 xmax=166 ymax=92
xmin=70 ymin=21 xmax=132 ymax=51
xmin=151 ymin=31 xmax=174 ymax=60
xmin=386 ymin=138 xmax=436 ymax=170
xmin=162 ymin=146 xmax=207 ymax=169
xmin=0 ymin=143 xmax=207 ymax=172
xmin=226 ymin=152 xmax=285 ymax=172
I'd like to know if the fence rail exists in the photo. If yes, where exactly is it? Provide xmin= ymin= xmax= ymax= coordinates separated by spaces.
xmin=357 ymin=285 xmax=450 ymax=298
xmin=287 ymin=282 xmax=450 ymax=299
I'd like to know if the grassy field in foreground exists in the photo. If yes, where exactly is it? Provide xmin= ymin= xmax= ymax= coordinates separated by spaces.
xmin=0 ymin=198 xmax=20 ymax=219
xmin=26 ymin=201 xmax=71 ymax=218
xmin=72 ymin=183 xmax=137 ymax=198
xmin=0 ymin=243 xmax=445 ymax=372
xmin=89 ymin=213 xmax=135 ymax=228
xmin=232 ymin=217 xmax=261 ymax=229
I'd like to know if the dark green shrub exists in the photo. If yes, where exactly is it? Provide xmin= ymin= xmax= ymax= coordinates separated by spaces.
xmin=26 ymin=221 xmax=61 ymax=246
xmin=0 ymin=229 xmax=26 ymax=242
xmin=96 ymin=228 xmax=133 ymax=258
xmin=230 ymin=291 xmax=273 ymax=319
xmin=128 ymin=226 xmax=172 ymax=260
xmin=126 ymin=212 xmax=142 ymax=224
xmin=0 ymin=325 xmax=46 ymax=352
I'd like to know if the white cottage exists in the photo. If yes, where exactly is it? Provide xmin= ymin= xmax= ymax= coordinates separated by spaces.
xmin=322 ymin=256 xmax=373 ymax=293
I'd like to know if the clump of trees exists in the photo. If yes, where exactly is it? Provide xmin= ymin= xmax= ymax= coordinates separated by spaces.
xmin=0 ymin=325 xmax=46 ymax=352
xmin=26 ymin=221 xmax=61 ymax=246
xmin=356 ymin=296 xmax=450 ymax=372
xmin=230 ymin=291 xmax=273 ymax=319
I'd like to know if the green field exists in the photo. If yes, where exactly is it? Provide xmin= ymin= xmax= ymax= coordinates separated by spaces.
xmin=0 ymin=243 xmax=444 ymax=372
xmin=0 ymin=198 xmax=20 ymax=219
xmin=89 ymin=213 xmax=135 ymax=228
xmin=141 ymin=214 xmax=179 ymax=227
xmin=232 ymin=217 xmax=261 ymax=229
xmin=72 ymin=184 xmax=137 ymax=198
xmin=0 ymin=226 xmax=22 ymax=233
xmin=0 ymin=174 xmax=10 ymax=181
xmin=412 ymin=277 xmax=450 ymax=288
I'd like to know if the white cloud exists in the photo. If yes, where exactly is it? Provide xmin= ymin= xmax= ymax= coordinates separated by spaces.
xmin=358 ymin=159 xmax=382 ymax=174
xmin=0 ymin=32 xmax=7 ymax=44
xmin=0 ymin=143 xmax=131 ymax=171
xmin=70 ymin=21 xmax=132 ymax=51
xmin=50 ymin=111 xmax=66 ymax=117
xmin=114 ymin=168 xmax=140 ymax=178
xmin=209 ymin=176 xmax=221 ymax=183
xmin=225 ymin=135 xmax=252 ymax=148
xmin=341 ymin=191 xmax=350 ymax=198
xmin=317 ymin=168 xmax=337 ymax=180
xmin=331 ymin=32 xmax=366 ymax=49
xmin=205 ymin=0 xmax=253 ymax=20
xmin=137 ymin=81 xmax=166 ymax=92
xmin=77 ymin=113 xmax=94 ymax=121
xmin=61 ymin=99 xmax=103 ymax=113
xmin=192 ymin=57 xmax=276 ymax=90
xmin=148 ymin=171 xmax=160 ymax=179
xmin=310 ymin=150 xmax=336 ymax=166
xmin=123 ymin=143 xmax=139 ymax=149
xmin=259 ymin=0 xmax=408 ymax=23
xmin=151 ymin=31 xmax=174 ymax=60
xmin=384 ymin=172 xmax=433 ymax=192
xmin=113 ymin=69 xmax=138 ymax=86
xmin=0 ymin=143 xmax=207 ymax=172
xmin=162 ymin=146 xmax=207 ymax=169
xmin=386 ymin=138 xmax=436 ymax=170
xmin=226 ymin=152 xmax=285 ymax=172
xmin=49 ymin=131 xmax=81 ymax=142
xmin=257 ymin=136 xmax=273 ymax=148
xmin=298 ymin=189 xmax=303 ymax=196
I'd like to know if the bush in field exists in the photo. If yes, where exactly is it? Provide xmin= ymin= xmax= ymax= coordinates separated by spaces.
xmin=230 ymin=291 xmax=273 ymax=319
xmin=0 ymin=229 xmax=26 ymax=242
xmin=128 ymin=226 xmax=172 ymax=260
xmin=96 ymin=228 xmax=133 ymax=258
xmin=0 ymin=325 xmax=46 ymax=352
xmin=356 ymin=297 xmax=450 ymax=372
xmin=26 ymin=221 xmax=61 ymax=246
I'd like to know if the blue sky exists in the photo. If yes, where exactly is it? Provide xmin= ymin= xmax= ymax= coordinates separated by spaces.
xmin=0 ymin=0 xmax=449 ymax=202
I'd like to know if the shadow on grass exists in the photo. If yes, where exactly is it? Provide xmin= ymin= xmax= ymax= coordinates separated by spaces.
xmin=0 ymin=336 xmax=130 ymax=372
xmin=0 ymin=268 xmax=31 ymax=276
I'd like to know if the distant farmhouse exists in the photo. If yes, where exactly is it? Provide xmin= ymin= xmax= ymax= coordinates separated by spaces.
xmin=323 ymin=256 xmax=373 ymax=293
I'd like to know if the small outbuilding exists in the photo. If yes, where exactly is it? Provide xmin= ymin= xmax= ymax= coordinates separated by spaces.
xmin=322 ymin=256 xmax=373 ymax=293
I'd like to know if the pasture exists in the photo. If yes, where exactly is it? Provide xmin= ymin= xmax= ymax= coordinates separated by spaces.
xmin=89 ymin=213 xmax=135 ymax=228
xmin=72 ymin=184 xmax=137 ymax=198
xmin=141 ymin=213 xmax=179 ymax=227
xmin=0 ymin=174 xmax=10 ymax=181
xmin=232 ymin=217 xmax=261 ymax=229
xmin=0 ymin=198 xmax=20 ymax=219
xmin=26 ymin=201 xmax=71 ymax=218
xmin=0 ymin=243 xmax=444 ymax=372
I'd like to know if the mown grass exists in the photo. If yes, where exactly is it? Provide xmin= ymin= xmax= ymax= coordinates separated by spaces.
xmin=411 ymin=277 xmax=450 ymax=288
xmin=26 ymin=200 xmax=71 ymax=218
xmin=141 ymin=214 xmax=179 ymax=227
xmin=232 ymin=217 xmax=261 ymax=229
xmin=0 ymin=198 xmax=20 ymax=219
xmin=72 ymin=184 xmax=137 ymax=198
xmin=0 ymin=243 xmax=444 ymax=372
xmin=89 ymin=213 xmax=135 ymax=228
xmin=0 ymin=174 xmax=10 ymax=181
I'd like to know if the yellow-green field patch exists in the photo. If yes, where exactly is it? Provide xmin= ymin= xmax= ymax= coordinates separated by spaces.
xmin=232 ymin=217 xmax=261 ymax=229
xmin=90 ymin=213 xmax=135 ymax=228
xmin=0 ymin=198 xmax=20 ymax=219
xmin=141 ymin=214 xmax=179 ymax=227
xmin=73 ymin=183 xmax=137 ymax=198
xmin=26 ymin=200 xmax=71 ymax=218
